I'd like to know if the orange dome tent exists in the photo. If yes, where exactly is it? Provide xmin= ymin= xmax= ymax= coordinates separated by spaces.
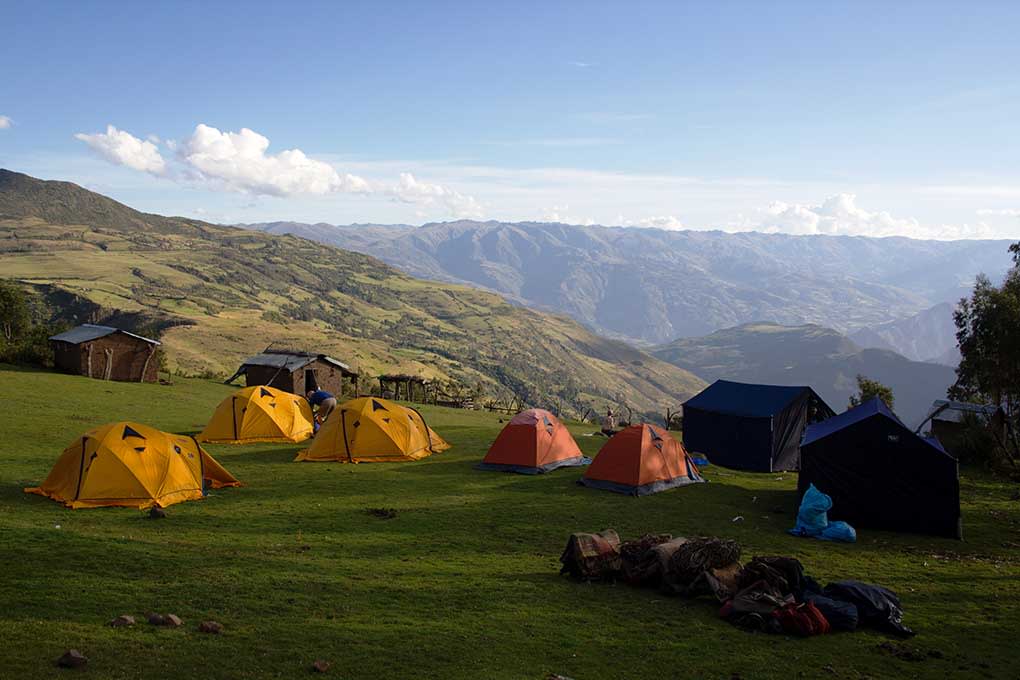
xmin=476 ymin=409 xmax=590 ymax=474
xmin=25 ymin=422 xmax=240 ymax=509
xmin=581 ymin=423 xmax=704 ymax=496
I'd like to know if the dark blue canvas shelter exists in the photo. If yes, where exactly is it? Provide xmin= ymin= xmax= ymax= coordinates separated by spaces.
xmin=799 ymin=397 xmax=961 ymax=539
xmin=682 ymin=380 xmax=834 ymax=472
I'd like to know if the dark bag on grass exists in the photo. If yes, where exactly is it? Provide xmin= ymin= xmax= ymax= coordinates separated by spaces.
xmin=662 ymin=537 xmax=741 ymax=595
xmin=773 ymin=601 xmax=831 ymax=637
xmin=720 ymin=579 xmax=792 ymax=633
xmin=627 ymin=537 xmax=688 ymax=587
xmin=822 ymin=580 xmax=914 ymax=637
xmin=619 ymin=534 xmax=673 ymax=585
xmin=747 ymin=556 xmax=807 ymax=597
xmin=804 ymin=593 xmax=859 ymax=632
xmin=559 ymin=529 xmax=622 ymax=581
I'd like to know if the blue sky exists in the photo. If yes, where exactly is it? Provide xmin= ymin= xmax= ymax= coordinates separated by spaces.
xmin=2 ymin=1 xmax=1019 ymax=238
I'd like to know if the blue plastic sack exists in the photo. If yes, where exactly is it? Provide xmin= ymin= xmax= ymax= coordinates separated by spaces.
xmin=820 ymin=521 xmax=857 ymax=543
xmin=789 ymin=483 xmax=832 ymax=537
xmin=789 ymin=484 xmax=856 ymax=543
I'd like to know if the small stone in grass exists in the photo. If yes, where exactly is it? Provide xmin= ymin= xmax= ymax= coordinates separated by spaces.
xmin=109 ymin=614 xmax=136 ymax=627
xmin=57 ymin=649 xmax=87 ymax=668
xmin=163 ymin=614 xmax=183 ymax=627
xmin=311 ymin=659 xmax=331 ymax=673
xmin=147 ymin=613 xmax=165 ymax=626
xmin=198 ymin=620 xmax=223 ymax=634
xmin=149 ymin=507 xmax=167 ymax=519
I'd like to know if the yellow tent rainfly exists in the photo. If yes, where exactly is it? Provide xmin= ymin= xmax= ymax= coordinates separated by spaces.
xmin=296 ymin=397 xmax=450 ymax=463
xmin=199 ymin=385 xmax=314 ymax=444
xmin=25 ymin=422 xmax=241 ymax=509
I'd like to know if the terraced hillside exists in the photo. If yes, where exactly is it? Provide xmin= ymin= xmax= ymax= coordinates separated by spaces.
xmin=0 ymin=170 xmax=704 ymax=418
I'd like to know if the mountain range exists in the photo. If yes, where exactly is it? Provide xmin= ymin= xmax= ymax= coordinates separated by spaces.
xmin=0 ymin=169 xmax=705 ymax=418
xmin=241 ymin=220 xmax=1013 ymax=346
xmin=650 ymin=322 xmax=956 ymax=427
xmin=849 ymin=302 xmax=960 ymax=366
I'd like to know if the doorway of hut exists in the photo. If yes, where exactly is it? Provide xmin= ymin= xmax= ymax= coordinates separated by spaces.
xmin=305 ymin=369 xmax=319 ymax=391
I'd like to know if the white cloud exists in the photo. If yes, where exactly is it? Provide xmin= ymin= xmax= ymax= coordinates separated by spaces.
xmin=74 ymin=125 xmax=167 ymax=176
xmin=569 ymin=61 xmax=594 ymax=68
xmin=178 ymin=124 xmax=370 ymax=197
xmin=0 ymin=115 xmax=11 ymax=129
xmin=743 ymin=193 xmax=994 ymax=239
xmin=624 ymin=215 xmax=685 ymax=230
xmin=541 ymin=205 xmax=595 ymax=225
xmin=390 ymin=173 xmax=483 ymax=218
xmin=977 ymin=208 xmax=1020 ymax=217
xmin=73 ymin=122 xmax=480 ymax=218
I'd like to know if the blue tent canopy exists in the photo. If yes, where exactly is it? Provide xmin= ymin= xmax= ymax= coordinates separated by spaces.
xmin=684 ymin=380 xmax=825 ymax=418
xmin=799 ymin=396 xmax=961 ymax=539
xmin=802 ymin=397 xmax=949 ymax=457
xmin=682 ymin=380 xmax=835 ymax=472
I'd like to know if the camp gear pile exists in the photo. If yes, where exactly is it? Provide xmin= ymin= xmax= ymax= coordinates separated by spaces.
xmin=558 ymin=529 xmax=622 ymax=581
xmin=25 ymin=422 xmax=240 ymax=509
xmin=789 ymin=484 xmax=857 ymax=542
xmin=559 ymin=529 xmax=914 ymax=638
xmin=579 ymin=423 xmax=704 ymax=495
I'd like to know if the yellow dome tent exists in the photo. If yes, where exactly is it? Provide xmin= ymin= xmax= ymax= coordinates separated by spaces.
xmin=199 ymin=385 xmax=314 ymax=444
xmin=25 ymin=422 xmax=241 ymax=509
xmin=296 ymin=397 xmax=450 ymax=463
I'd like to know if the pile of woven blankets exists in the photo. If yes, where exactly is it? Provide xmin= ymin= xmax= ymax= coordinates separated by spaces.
xmin=559 ymin=530 xmax=914 ymax=637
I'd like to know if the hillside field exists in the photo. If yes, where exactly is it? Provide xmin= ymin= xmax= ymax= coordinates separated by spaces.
xmin=1 ymin=368 xmax=1019 ymax=679
xmin=0 ymin=169 xmax=706 ymax=421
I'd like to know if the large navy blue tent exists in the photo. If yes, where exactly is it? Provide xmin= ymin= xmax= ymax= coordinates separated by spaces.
xmin=799 ymin=397 xmax=961 ymax=539
xmin=682 ymin=380 xmax=834 ymax=472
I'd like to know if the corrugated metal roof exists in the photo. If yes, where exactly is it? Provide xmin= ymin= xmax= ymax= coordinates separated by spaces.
xmin=926 ymin=399 xmax=1001 ymax=424
xmin=240 ymin=352 xmax=355 ymax=375
xmin=49 ymin=324 xmax=160 ymax=346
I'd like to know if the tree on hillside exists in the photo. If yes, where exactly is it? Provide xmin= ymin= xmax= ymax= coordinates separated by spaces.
xmin=0 ymin=280 xmax=31 ymax=343
xmin=848 ymin=374 xmax=895 ymax=410
xmin=949 ymin=242 xmax=1020 ymax=467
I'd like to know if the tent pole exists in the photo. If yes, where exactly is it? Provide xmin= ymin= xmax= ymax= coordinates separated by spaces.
xmin=190 ymin=435 xmax=207 ymax=495
xmin=74 ymin=436 xmax=87 ymax=501
xmin=231 ymin=396 xmax=238 ymax=440
xmin=339 ymin=409 xmax=353 ymax=462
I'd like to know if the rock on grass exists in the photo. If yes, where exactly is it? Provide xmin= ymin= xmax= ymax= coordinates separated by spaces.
xmin=108 ymin=614 xmax=136 ymax=627
xmin=311 ymin=659 xmax=331 ymax=673
xmin=198 ymin=620 xmax=223 ymax=634
xmin=56 ymin=649 xmax=87 ymax=668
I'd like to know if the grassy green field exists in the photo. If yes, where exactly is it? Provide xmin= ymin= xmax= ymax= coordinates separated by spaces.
xmin=2 ymin=367 xmax=1019 ymax=679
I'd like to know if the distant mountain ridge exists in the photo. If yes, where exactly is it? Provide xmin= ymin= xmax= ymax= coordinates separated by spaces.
xmin=239 ymin=220 xmax=1013 ymax=345
xmin=650 ymin=322 xmax=957 ymax=427
xmin=849 ymin=302 xmax=960 ymax=366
